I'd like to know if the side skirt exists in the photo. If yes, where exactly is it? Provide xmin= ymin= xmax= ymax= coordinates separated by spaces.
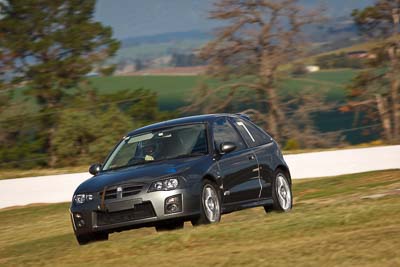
xmin=221 ymin=198 xmax=273 ymax=214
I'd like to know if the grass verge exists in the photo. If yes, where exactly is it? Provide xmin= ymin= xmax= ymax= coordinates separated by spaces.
xmin=0 ymin=170 xmax=399 ymax=266
xmin=0 ymin=166 xmax=88 ymax=180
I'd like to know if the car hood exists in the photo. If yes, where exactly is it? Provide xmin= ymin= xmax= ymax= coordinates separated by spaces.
xmin=75 ymin=156 xmax=207 ymax=193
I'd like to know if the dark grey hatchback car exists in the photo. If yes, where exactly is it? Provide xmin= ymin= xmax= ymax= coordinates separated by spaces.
xmin=70 ymin=114 xmax=292 ymax=245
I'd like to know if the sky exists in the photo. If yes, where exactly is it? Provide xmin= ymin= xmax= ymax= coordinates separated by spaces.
xmin=95 ymin=0 xmax=217 ymax=39
xmin=94 ymin=0 xmax=375 ymax=40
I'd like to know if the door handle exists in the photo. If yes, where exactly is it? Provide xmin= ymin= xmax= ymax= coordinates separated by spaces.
xmin=248 ymin=155 xmax=255 ymax=160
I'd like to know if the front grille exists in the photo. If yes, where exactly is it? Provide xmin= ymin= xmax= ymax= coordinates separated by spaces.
xmin=100 ymin=184 xmax=143 ymax=200
xmin=122 ymin=185 xmax=143 ymax=197
xmin=96 ymin=202 xmax=155 ymax=226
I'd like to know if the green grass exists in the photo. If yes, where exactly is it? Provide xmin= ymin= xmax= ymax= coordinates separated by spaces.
xmin=10 ymin=69 xmax=359 ymax=111
xmin=9 ymin=68 xmax=373 ymax=146
xmin=0 ymin=170 xmax=399 ymax=267
xmin=0 ymin=165 xmax=88 ymax=180
xmin=88 ymin=75 xmax=202 ymax=110
xmin=87 ymin=69 xmax=358 ymax=111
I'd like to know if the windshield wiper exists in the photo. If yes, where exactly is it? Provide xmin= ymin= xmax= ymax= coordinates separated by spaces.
xmin=105 ymin=159 xmax=160 ymax=171
xmin=167 ymin=152 xmax=207 ymax=160
xmin=104 ymin=153 xmax=207 ymax=171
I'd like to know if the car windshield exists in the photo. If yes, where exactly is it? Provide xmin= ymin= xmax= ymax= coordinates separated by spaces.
xmin=102 ymin=124 xmax=208 ymax=171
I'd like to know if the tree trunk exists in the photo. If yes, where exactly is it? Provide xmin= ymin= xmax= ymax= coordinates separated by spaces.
xmin=391 ymin=77 xmax=400 ymax=142
xmin=390 ymin=5 xmax=400 ymax=142
xmin=375 ymin=94 xmax=393 ymax=142
xmin=266 ymin=86 xmax=285 ymax=141
xmin=48 ymin=125 xmax=58 ymax=167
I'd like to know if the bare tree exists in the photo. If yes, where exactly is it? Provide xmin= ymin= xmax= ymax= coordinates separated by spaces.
xmin=350 ymin=0 xmax=400 ymax=143
xmin=185 ymin=0 xmax=320 ymax=142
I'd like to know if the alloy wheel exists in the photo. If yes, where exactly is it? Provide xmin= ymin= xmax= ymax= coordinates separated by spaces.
xmin=276 ymin=174 xmax=292 ymax=211
xmin=202 ymin=185 xmax=220 ymax=222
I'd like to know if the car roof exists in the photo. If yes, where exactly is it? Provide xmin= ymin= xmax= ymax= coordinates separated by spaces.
xmin=127 ymin=113 xmax=243 ymax=136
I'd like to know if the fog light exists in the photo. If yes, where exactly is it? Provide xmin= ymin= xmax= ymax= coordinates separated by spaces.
xmin=76 ymin=219 xmax=85 ymax=228
xmin=73 ymin=213 xmax=85 ymax=228
xmin=165 ymin=194 xmax=182 ymax=214
xmin=169 ymin=203 xmax=179 ymax=213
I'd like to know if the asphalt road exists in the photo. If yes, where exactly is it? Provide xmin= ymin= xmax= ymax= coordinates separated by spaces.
xmin=0 ymin=145 xmax=399 ymax=209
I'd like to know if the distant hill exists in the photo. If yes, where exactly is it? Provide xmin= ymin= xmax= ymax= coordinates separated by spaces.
xmin=105 ymin=0 xmax=375 ymax=65
xmin=121 ymin=30 xmax=211 ymax=48
xmin=96 ymin=0 xmax=375 ymax=39
xmin=300 ymin=0 xmax=374 ymax=17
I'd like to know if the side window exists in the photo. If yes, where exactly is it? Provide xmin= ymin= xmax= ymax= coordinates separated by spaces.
xmin=212 ymin=118 xmax=246 ymax=152
xmin=233 ymin=118 xmax=271 ymax=147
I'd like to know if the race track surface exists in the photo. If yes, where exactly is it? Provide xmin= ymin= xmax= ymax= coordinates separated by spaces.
xmin=1 ymin=145 xmax=399 ymax=209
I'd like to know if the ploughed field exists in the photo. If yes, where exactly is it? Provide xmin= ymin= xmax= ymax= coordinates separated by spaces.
xmin=0 ymin=170 xmax=399 ymax=267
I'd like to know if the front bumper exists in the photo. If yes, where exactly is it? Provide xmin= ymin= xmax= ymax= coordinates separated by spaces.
xmin=70 ymin=188 xmax=200 ymax=235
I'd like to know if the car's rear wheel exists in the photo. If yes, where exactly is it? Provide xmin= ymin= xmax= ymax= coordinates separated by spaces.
xmin=264 ymin=171 xmax=292 ymax=213
xmin=76 ymin=231 xmax=108 ymax=245
xmin=191 ymin=180 xmax=221 ymax=226
xmin=155 ymin=220 xmax=184 ymax=232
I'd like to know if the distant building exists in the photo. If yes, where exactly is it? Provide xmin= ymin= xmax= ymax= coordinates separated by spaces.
xmin=347 ymin=50 xmax=368 ymax=58
xmin=85 ymin=71 xmax=99 ymax=77
xmin=306 ymin=65 xmax=320 ymax=73
xmin=115 ymin=64 xmax=135 ymax=75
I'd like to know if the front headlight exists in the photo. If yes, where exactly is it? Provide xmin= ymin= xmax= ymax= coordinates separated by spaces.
xmin=148 ymin=177 xmax=180 ymax=192
xmin=73 ymin=193 xmax=94 ymax=205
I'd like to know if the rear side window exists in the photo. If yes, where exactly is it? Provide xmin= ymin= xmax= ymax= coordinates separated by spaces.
xmin=232 ymin=118 xmax=271 ymax=147
xmin=212 ymin=117 xmax=246 ymax=151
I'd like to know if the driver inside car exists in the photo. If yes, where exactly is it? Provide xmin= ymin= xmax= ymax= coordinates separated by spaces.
xmin=143 ymin=143 xmax=156 ymax=161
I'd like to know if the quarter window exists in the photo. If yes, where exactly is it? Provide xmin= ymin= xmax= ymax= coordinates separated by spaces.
xmin=233 ymin=118 xmax=271 ymax=147
xmin=212 ymin=118 xmax=246 ymax=152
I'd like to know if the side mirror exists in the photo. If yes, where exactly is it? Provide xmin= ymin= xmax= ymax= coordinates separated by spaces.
xmin=219 ymin=142 xmax=236 ymax=154
xmin=89 ymin=163 xmax=102 ymax=175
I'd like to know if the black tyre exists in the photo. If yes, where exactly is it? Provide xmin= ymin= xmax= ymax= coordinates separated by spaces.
xmin=264 ymin=171 xmax=292 ymax=213
xmin=191 ymin=179 xmax=221 ymax=226
xmin=76 ymin=232 xmax=108 ymax=245
xmin=155 ymin=220 xmax=184 ymax=232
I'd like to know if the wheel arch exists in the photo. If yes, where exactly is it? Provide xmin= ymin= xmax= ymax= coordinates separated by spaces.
xmin=201 ymin=173 xmax=223 ymax=194
xmin=275 ymin=165 xmax=292 ymax=185
xmin=202 ymin=173 xmax=219 ymax=185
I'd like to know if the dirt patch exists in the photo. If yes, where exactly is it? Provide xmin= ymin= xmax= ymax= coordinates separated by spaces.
xmin=361 ymin=189 xmax=400 ymax=200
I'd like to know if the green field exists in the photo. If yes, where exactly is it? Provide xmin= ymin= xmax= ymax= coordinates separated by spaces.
xmin=89 ymin=69 xmax=358 ymax=110
xmin=88 ymin=75 xmax=201 ymax=110
xmin=1 ymin=170 xmax=399 ymax=267
xmin=11 ymin=69 xmax=358 ymax=111
xmin=10 ymin=68 xmax=373 ymax=144
xmin=89 ymin=70 xmax=369 ymax=143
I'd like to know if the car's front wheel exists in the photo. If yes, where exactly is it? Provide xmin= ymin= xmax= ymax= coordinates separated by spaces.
xmin=76 ymin=231 xmax=108 ymax=245
xmin=191 ymin=180 xmax=221 ymax=226
xmin=265 ymin=171 xmax=292 ymax=213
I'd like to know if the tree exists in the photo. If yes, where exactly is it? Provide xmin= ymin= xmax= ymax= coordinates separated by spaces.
xmin=186 ymin=0 xmax=319 ymax=141
xmin=99 ymin=65 xmax=116 ymax=76
xmin=350 ymin=0 xmax=400 ymax=143
xmin=51 ymin=88 xmax=174 ymax=166
xmin=52 ymin=105 xmax=134 ymax=166
xmin=0 ymin=100 xmax=47 ymax=168
xmin=0 ymin=0 xmax=119 ymax=107
xmin=0 ymin=0 xmax=120 ymax=165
